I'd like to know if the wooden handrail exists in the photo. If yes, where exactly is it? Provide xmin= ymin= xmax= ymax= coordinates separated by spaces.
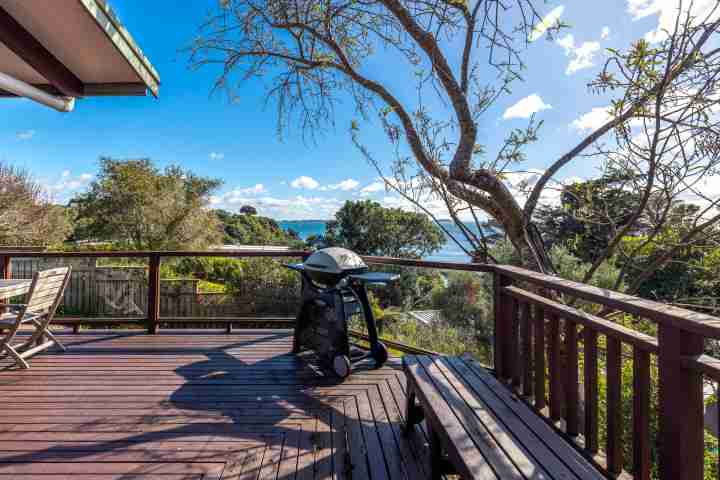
xmin=362 ymin=255 xmax=493 ymax=272
xmin=0 ymin=249 xmax=311 ymax=258
xmin=494 ymin=264 xmax=720 ymax=339
xmin=504 ymin=285 xmax=659 ymax=352
xmin=680 ymin=353 xmax=720 ymax=381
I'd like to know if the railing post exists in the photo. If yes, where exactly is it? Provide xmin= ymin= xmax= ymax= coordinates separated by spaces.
xmin=147 ymin=254 xmax=160 ymax=335
xmin=493 ymin=270 xmax=513 ymax=380
xmin=658 ymin=324 xmax=704 ymax=480
xmin=0 ymin=256 xmax=10 ymax=319
xmin=1 ymin=255 xmax=10 ymax=280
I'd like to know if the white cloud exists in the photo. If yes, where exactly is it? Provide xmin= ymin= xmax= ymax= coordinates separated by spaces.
xmin=208 ymin=189 xmax=345 ymax=218
xmin=628 ymin=0 xmax=720 ymax=43
xmin=257 ymin=196 xmax=343 ymax=219
xmin=502 ymin=169 xmax=584 ymax=208
xmin=601 ymin=26 xmax=611 ymax=39
xmin=209 ymin=152 xmax=225 ymax=160
xmin=210 ymin=184 xmax=267 ymax=205
xmin=322 ymin=179 xmax=360 ymax=191
xmin=503 ymin=94 xmax=552 ymax=120
xmin=556 ymin=34 xmax=601 ymax=75
xmin=528 ymin=5 xmax=565 ymax=42
xmin=689 ymin=175 xmax=720 ymax=204
xmin=571 ymin=107 xmax=612 ymax=131
xmin=290 ymin=176 xmax=320 ymax=190
xmin=42 ymin=171 xmax=93 ymax=203
xmin=359 ymin=181 xmax=385 ymax=196
xmin=16 ymin=130 xmax=35 ymax=140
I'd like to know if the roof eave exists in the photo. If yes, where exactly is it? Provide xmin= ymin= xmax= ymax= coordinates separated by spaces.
xmin=77 ymin=0 xmax=160 ymax=97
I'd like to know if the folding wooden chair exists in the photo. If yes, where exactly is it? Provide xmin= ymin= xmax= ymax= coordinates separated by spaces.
xmin=0 ymin=267 xmax=71 ymax=369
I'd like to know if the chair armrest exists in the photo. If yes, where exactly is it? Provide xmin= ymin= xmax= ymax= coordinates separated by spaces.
xmin=0 ymin=304 xmax=25 ymax=313
xmin=1 ymin=304 xmax=25 ymax=310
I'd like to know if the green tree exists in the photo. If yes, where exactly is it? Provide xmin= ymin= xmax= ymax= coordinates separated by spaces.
xmin=0 ymin=163 xmax=71 ymax=247
xmin=215 ymin=209 xmax=302 ymax=246
xmin=239 ymin=205 xmax=257 ymax=215
xmin=535 ymin=175 xmax=642 ymax=264
xmin=71 ymin=158 xmax=222 ymax=250
xmin=322 ymin=200 xmax=443 ymax=258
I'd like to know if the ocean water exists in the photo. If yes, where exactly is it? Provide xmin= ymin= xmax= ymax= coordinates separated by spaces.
xmin=279 ymin=220 xmax=475 ymax=263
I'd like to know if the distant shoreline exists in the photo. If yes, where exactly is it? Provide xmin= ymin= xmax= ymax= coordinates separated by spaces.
xmin=278 ymin=219 xmax=475 ymax=263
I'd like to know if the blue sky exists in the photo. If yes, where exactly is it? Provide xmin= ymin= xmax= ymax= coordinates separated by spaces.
xmin=0 ymin=0 xmax=685 ymax=219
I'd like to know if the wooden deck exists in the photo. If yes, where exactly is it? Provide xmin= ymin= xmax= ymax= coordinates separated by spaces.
xmin=0 ymin=329 xmax=434 ymax=479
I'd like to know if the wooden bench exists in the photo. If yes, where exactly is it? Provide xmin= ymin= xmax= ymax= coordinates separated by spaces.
xmin=402 ymin=354 xmax=607 ymax=479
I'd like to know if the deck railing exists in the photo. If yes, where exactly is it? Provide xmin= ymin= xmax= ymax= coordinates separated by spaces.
xmin=1 ymin=249 xmax=720 ymax=479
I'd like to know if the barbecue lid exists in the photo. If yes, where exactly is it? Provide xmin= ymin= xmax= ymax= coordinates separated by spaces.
xmin=304 ymin=247 xmax=367 ymax=275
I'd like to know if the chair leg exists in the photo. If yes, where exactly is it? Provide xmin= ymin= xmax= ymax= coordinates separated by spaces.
xmin=3 ymin=345 xmax=29 ymax=369
xmin=42 ymin=329 xmax=66 ymax=352
xmin=0 ymin=322 xmax=28 ymax=369
xmin=20 ymin=319 xmax=66 ymax=353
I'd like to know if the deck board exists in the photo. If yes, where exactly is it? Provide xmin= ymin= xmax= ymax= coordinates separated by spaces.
xmin=0 ymin=329 xmax=430 ymax=479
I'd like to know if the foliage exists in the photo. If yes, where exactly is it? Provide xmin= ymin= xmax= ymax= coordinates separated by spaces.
xmin=71 ymin=158 xmax=223 ymax=250
xmin=215 ymin=209 xmax=302 ymax=246
xmin=616 ymin=203 xmax=720 ymax=303
xmin=320 ymin=200 xmax=444 ymax=258
xmin=172 ymin=256 xmax=299 ymax=298
xmin=596 ymin=347 xmax=660 ymax=477
xmin=431 ymin=271 xmax=489 ymax=332
xmin=0 ymin=163 xmax=71 ymax=246
xmin=549 ymin=245 xmax=624 ymax=292
xmin=174 ymin=257 xmax=245 ymax=285
xmin=239 ymin=205 xmax=258 ymax=215
xmin=535 ymin=175 xmax=642 ymax=264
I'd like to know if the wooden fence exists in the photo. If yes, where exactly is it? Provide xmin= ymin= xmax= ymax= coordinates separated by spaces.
xmin=8 ymin=256 xmax=300 ymax=319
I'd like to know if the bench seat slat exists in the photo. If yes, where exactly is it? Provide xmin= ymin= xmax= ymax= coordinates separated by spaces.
xmin=416 ymin=355 xmax=530 ymax=479
xmin=434 ymin=356 xmax=576 ymax=479
xmin=404 ymin=355 xmax=499 ymax=479
xmin=452 ymin=356 xmax=605 ymax=480
xmin=403 ymin=354 xmax=607 ymax=480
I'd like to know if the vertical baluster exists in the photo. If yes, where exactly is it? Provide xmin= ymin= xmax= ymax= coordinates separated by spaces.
xmin=565 ymin=320 xmax=579 ymax=437
xmin=633 ymin=346 xmax=651 ymax=480
xmin=510 ymin=298 xmax=521 ymax=389
xmin=534 ymin=306 xmax=546 ymax=411
xmin=521 ymin=302 xmax=533 ymax=397
xmin=606 ymin=336 xmax=623 ymax=475
xmin=548 ymin=313 xmax=562 ymax=422
xmin=583 ymin=328 xmax=598 ymax=454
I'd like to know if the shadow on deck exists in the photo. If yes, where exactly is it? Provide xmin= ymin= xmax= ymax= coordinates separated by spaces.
xmin=0 ymin=329 xmax=434 ymax=479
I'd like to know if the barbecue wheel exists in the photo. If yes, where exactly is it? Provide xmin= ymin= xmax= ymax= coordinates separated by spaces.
xmin=373 ymin=342 xmax=389 ymax=366
xmin=333 ymin=354 xmax=352 ymax=379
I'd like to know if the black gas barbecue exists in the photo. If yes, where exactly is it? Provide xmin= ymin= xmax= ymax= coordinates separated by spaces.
xmin=285 ymin=247 xmax=398 ymax=378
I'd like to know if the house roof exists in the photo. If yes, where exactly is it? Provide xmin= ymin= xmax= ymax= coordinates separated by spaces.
xmin=0 ymin=0 xmax=159 ymax=99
